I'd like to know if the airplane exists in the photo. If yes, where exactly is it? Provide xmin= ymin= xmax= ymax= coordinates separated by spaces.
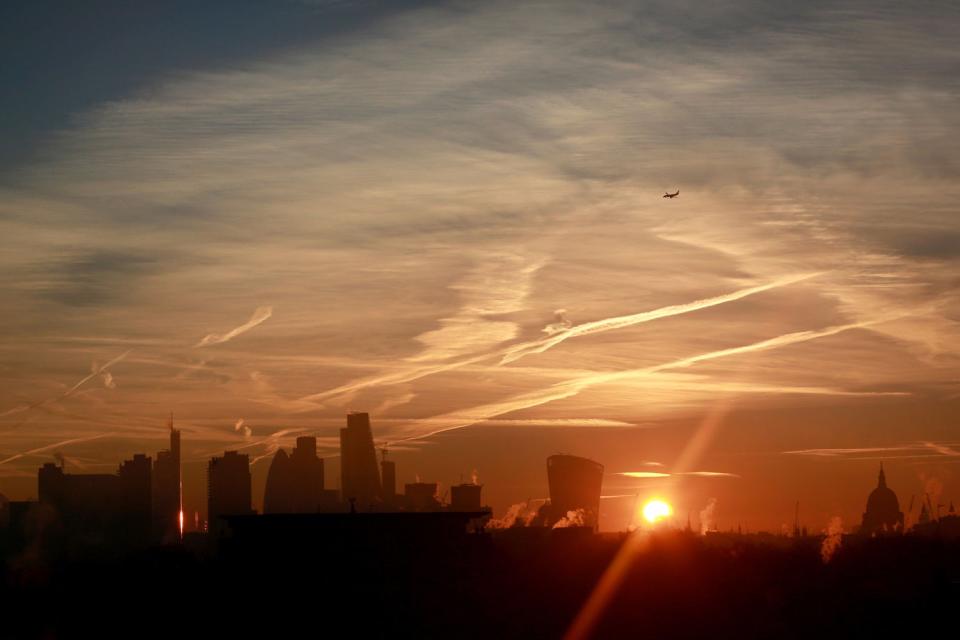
xmin=663 ymin=190 xmax=679 ymax=199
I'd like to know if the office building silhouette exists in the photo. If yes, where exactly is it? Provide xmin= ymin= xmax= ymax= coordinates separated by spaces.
xmin=545 ymin=454 xmax=604 ymax=531
xmin=450 ymin=482 xmax=483 ymax=512
xmin=339 ymin=412 xmax=382 ymax=508
xmin=381 ymin=457 xmax=397 ymax=506
xmin=208 ymin=451 xmax=253 ymax=530
xmin=152 ymin=419 xmax=181 ymax=541
xmin=263 ymin=436 xmax=326 ymax=513
xmin=404 ymin=482 xmax=440 ymax=511
xmin=37 ymin=452 xmax=154 ymax=546
xmin=118 ymin=453 xmax=153 ymax=544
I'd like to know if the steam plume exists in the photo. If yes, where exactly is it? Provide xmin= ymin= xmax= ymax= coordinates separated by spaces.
xmin=820 ymin=517 xmax=844 ymax=563
xmin=699 ymin=498 xmax=717 ymax=535
xmin=553 ymin=508 xmax=587 ymax=528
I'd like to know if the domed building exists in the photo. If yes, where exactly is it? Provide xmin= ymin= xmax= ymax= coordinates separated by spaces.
xmin=861 ymin=464 xmax=903 ymax=536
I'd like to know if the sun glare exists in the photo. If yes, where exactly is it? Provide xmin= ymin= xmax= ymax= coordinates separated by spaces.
xmin=642 ymin=499 xmax=673 ymax=524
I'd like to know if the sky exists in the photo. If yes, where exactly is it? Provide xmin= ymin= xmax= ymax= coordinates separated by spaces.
xmin=1 ymin=0 xmax=959 ymax=532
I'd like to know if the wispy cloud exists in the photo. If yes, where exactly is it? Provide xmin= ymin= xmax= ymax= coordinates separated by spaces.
xmin=499 ymin=272 xmax=822 ymax=365
xmin=0 ymin=350 xmax=130 ymax=419
xmin=195 ymin=306 xmax=273 ymax=348
xmin=617 ymin=471 xmax=739 ymax=479
xmin=785 ymin=442 xmax=960 ymax=459
xmin=395 ymin=315 xmax=914 ymax=441
xmin=0 ymin=433 xmax=113 ymax=466
xmin=296 ymin=272 xmax=822 ymax=407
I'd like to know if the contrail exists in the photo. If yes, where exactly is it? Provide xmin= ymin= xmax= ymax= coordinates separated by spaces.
xmin=296 ymin=273 xmax=820 ymax=407
xmin=0 ymin=433 xmax=112 ymax=466
xmin=195 ymin=306 xmax=273 ymax=347
xmin=392 ymin=314 xmax=905 ymax=443
xmin=498 ymin=272 xmax=822 ymax=365
xmin=0 ymin=350 xmax=131 ymax=419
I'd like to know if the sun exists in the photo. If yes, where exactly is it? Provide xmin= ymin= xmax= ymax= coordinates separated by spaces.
xmin=642 ymin=499 xmax=673 ymax=524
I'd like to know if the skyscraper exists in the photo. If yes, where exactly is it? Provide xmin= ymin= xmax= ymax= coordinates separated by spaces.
xmin=381 ymin=457 xmax=397 ymax=507
xmin=339 ymin=412 xmax=382 ymax=509
xmin=263 ymin=436 xmax=325 ymax=514
xmin=263 ymin=449 xmax=294 ymax=514
xmin=208 ymin=451 xmax=252 ymax=531
xmin=152 ymin=418 xmax=181 ymax=542
xmin=546 ymin=454 xmax=604 ymax=531
xmin=290 ymin=436 xmax=325 ymax=512
xmin=118 ymin=453 xmax=152 ymax=544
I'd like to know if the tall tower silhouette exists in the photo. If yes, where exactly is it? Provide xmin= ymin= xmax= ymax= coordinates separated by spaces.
xmin=152 ymin=415 xmax=181 ymax=541
xmin=339 ymin=412 xmax=382 ymax=509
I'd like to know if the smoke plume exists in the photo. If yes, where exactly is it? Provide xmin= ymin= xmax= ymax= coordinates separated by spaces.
xmin=820 ymin=517 xmax=844 ymax=563
xmin=699 ymin=498 xmax=717 ymax=535
xmin=486 ymin=501 xmax=540 ymax=529
xmin=552 ymin=508 xmax=587 ymax=529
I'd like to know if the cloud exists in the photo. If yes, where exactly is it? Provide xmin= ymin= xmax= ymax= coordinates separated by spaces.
xmin=617 ymin=471 xmax=739 ymax=479
xmin=0 ymin=350 xmax=130 ymax=419
xmin=395 ymin=314 xmax=914 ymax=441
xmin=295 ymin=272 xmax=824 ymax=407
xmin=0 ymin=433 xmax=113 ymax=467
xmin=234 ymin=418 xmax=252 ymax=439
xmin=32 ymin=251 xmax=156 ymax=308
xmin=784 ymin=442 xmax=960 ymax=459
xmin=195 ymin=306 xmax=273 ymax=347
xmin=498 ymin=272 xmax=822 ymax=365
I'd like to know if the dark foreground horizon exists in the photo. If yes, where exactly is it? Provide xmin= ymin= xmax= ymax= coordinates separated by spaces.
xmin=3 ymin=525 xmax=958 ymax=639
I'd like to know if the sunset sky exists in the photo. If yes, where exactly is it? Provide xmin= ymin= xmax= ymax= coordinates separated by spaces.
xmin=2 ymin=0 xmax=958 ymax=532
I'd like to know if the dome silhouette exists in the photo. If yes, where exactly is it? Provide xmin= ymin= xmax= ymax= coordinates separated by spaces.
xmin=861 ymin=464 xmax=903 ymax=536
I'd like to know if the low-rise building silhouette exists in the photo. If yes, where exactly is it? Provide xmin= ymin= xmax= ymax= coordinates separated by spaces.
xmin=450 ymin=482 xmax=483 ymax=511
xmin=405 ymin=482 xmax=441 ymax=511
xmin=37 ymin=452 xmax=154 ymax=547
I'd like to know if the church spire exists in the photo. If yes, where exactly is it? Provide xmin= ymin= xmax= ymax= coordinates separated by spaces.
xmin=878 ymin=463 xmax=886 ymax=488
